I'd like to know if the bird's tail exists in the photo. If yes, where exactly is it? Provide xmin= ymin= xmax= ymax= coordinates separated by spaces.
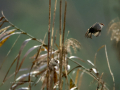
xmin=85 ymin=30 xmax=92 ymax=39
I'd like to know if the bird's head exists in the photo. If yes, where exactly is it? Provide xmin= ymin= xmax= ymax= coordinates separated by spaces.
xmin=100 ymin=23 xmax=104 ymax=28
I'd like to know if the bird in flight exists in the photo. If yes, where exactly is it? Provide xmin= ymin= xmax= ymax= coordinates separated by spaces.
xmin=85 ymin=22 xmax=104 ymax=39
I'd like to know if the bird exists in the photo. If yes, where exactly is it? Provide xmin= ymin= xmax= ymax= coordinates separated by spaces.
xmin=85 ymin=22 xmax=104 ymax=39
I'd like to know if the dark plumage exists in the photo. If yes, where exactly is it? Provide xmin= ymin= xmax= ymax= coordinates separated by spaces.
xmin=85 ymin=22 xmax=104 ymax=39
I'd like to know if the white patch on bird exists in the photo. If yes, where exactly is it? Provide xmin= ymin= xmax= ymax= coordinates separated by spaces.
xmin=99 ymin=24 xmax=104 ymax=28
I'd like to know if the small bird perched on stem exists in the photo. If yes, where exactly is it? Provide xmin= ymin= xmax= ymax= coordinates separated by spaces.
xmin=85 ymin=22 xmax=104 ymax=39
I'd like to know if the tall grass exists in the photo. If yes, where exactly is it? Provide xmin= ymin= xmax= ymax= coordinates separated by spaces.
xmin=0 ymin=0 xmax=115 ymax=90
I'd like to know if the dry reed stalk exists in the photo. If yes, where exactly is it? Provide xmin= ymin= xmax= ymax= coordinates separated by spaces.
xmin=59 ymin=0 xmax=62 ymax=90
xmin=47 ymin=0 xmax=51 ymax=90
xmin=51 ymin=0 xmax=57 ymax=50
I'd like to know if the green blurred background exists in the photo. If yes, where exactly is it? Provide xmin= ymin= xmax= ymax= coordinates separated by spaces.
xmin=0 ymin=0 xmax=120 ymax=90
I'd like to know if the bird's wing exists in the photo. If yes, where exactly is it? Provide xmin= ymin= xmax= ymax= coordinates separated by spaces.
xmin=85 ymin=29 xmax=92 ymax=39
xmin=93 ymin=32 xmax=101 ymax=37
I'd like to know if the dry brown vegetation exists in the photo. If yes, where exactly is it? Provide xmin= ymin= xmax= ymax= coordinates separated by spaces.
xmin=0 ymin=0 xmax=115 ymax=90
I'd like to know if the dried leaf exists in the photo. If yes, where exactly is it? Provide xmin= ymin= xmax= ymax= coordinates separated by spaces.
xmin=0 ymin=35 xmax=9 ymax=47
xmin=0 ymin=32 xmax=21 ymax=47
xmin=69 ymin=56 xmax=85 ymax=62
xmin=43 ymin=44 xmax=48 ymax=51
xmin=87 ymin=60 xmax=95 ymax=66
xmin=70 ymin=87 xmax=77 ymax=90
xmin=0 ymin=29 xmax=16 ymax=39
xmin=16 ymin=87 xmax=29 ymax=90
xmin=0 ymin=25 xmax=11 ymax=33
xmin=75 ymin=69 xmax=80 ymax=85
xmin=70 ymin=79 xmax=75 ymax=89
xmin=91 ymin=68 xmax=99 ymax=75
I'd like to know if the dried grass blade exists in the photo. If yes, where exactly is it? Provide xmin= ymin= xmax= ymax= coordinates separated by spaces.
xmin=18 ymin=38 xmax=32 ymax=61
xmin=94 ymin=45 xmax=105 ymax=66
xmin=0 ymin=20 xmax=7 ymax=28
xmin=62 ymin=2 xmax=69 ymax=89
xmin=105 ymin=45 xmax=115 ymax=90
xmin=10 ymin=80 xmax=29 ymax=90
xmin=16 ymin=87 xmax=29 ymax=90
xmin=96 ymin=73 xmax=104 ymax=90
xmin=34 ymin=33 xmax=47 ymax=62
xmin=15 ymin=71 xmax=40 ymax=82
xmin=1 ymin=11 xmax=44 ymax=44
xmin=78 ymin=71 xmax=85 ymax=90
xmin=41 ymin=77 xmax=47 ymax=90
xmin=0 ymin=25 xmax=11 ymax=33
xmin=2 ymin=55 xmax=18 ymax=85
xmin=87 ymin=60 xmax=95 ymax=67
xmin=0 ymin=34 xmax=20 ymax=70
xmin=75 ymin=69 xmax=80 ymax=86
xmin=51 ymin=0 xmax=57 ymax=49
xmin=66 ymin=66 xmax=80 ymax=76
xmin=69 ymin=56 xmax=85 ymax=62
xmin=69 ymin=58 xmax=109 ymax=90
xmin=16 ymin=38 xmax=32 ymax=76
xmin=1 ymin=68 xmax=29 ymax=85
xmin=46 ymin=0 xmax=51 ymax=89
xmin=16 ymin=45 xmax=41 ymax=75
xmin=0 ymin=16 xmax=4 ymax=21
xmin=28 ymin=63 xmax=34 ymax=90
xmin=0 ymin=32 xmax=21 ymax=47
xmin=33 ymin=69 xmax=47 ymax=86
xmin=59 ymin=0 xmax=62 ymax=89
xmin=0 ymin=29 xmax=16 ymax=39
